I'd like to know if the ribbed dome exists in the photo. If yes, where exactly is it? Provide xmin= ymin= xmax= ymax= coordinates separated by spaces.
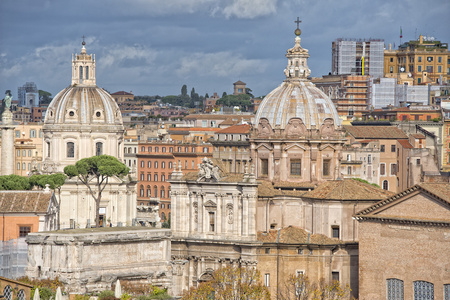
xmin=255 ymin=81 xmax=340 ymax=130
xmin=44 ymin=86 xmax=122 ymax=125
xmin=255 ymin=30 xmax=340 ymax=130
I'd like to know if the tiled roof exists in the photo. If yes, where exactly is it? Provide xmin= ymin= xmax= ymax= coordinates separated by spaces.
xmin=217 ymin=124 xmax=251 ymax=134
xmin=302 ymin=179 xmax=394 ymax=201
xmin=0 ymin=191 xmax=53 ymax=213
xmin=257 ymin=180 xmax=308 ymax=197
xmin=410 ymin=133 xmax=425 ymax=139
xmin=111 ymin=91 xmax=133 ymax=95
xmin=234 ymin=80 xmax=246 ymax=85
xmin=398 ymin=139 xmax=413 ymax=149
xmin=184 ymin=114 xmax=253 ymax=120
xmin=257 ymin=226 xmax=342 ymax=245
xmin=355 ymin=183 xmax=450 ymax=218
xmin=344 ymin=125 xmax=408 ymax=139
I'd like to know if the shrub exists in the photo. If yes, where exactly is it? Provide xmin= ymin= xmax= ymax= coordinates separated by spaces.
xmin=98 ymin=290 xmax=117 ymax=300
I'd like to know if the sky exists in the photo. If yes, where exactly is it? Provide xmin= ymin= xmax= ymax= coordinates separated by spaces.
xmin=1 ymin=0 xmax=449 ymax=99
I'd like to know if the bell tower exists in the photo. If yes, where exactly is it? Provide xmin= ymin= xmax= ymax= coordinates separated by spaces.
xmin=71 ymin=38 xmax=96 ymax=86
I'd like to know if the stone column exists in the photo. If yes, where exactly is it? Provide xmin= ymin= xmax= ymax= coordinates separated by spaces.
xmin=1 ymin=110 xmax=15 ymax=175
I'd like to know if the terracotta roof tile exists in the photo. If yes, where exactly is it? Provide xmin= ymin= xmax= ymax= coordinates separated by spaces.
xmin=0 ymin=191 xmax=53 ymax=213
xmin=410 ymin=133 xmax=425 ymax=139
xmin=344 ymin=125 xmax=408 ymax=139
xmin=302 ymin=179 xmax=394 ymax=201
xmin=257 ymin=226 xmax=342 ymax=245
xmin=217 ymin=124 xmax=251 ymax=134
xmin=398 ymin=139 xmax=414 ymax=149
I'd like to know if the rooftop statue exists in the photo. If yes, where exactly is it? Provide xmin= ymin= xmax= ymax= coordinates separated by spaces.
xmin=197 ymin=158 xmax=221 ymax=182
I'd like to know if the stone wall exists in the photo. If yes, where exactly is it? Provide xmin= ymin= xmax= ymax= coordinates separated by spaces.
xmin=26 ymin=228 xmax=172 ymax=294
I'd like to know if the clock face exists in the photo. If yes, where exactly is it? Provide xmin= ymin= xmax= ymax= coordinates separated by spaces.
xmin=427 ymin=57 xmax=432 ymax=62
xmin=400 ymin=67 xmax=405 ymax=72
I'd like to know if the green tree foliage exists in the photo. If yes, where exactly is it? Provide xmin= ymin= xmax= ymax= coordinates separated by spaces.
xmin=278 ymin=273 xmax=351 ymax=300
xmin=216 ymin=94 xmax=252 ymax=111
xmin=351 ymin=178 xmax=380 ymax=188
xmin=181 ymin=84 xmax=188 ymax=97
xmin=222 ymin=91 xmax=227 ymax=98
xmin=182 ymin=266 xmax=270 ymax=300
xmin=39 ymin=90 xmax=53 ymax=105
xmin=205 ymin=93 xmax=209 ymax=98
xmin=245 ymin=87 xmax=254 ymax=98
xmin=64 ymin=155 xmax=129 ymax=227
xmin=0 ymin=175 xmax=32 ymax=190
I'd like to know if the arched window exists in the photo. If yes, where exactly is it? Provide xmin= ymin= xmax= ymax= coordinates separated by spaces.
xmin=146 ymin=185 xmax=151 ymax=197
xmin=95 ymin=142 xmax=103 ymax=156
xmin=139 ymin=185 xmax=144 ymax=197
xmin=17 ymin=290 xmax=25 ymax=300
xmin=413 ymin=281 xmax=434 ymax=300
xmin=383 ymin=180 xmax=389 ymax=190
xmin=141 ymin=146 xmax=145 ymax=152
xmin=162 ymin=161 xmax=165 ymax=169
xmin=148 ymin=161 xmax=151 ymax=168
xmin=154 ymin=174 xmax=158 ymax=181
xmin=161 ymin=186 xmax=165 ymax=198
xmin=161 ymin=174 xmax=165 ymax=182
xmin=85 ymin=66 xmax=89 ymax=79
xmin=3 ymin=285 xmax=12 ymax=300
xmin=154 ymin=186 xmax=158 ymax=198
xmin=67 ymin=142 xmax=75 ymax=158
xmin=386 ymin=278 xmax=403 ymax=300
xmin=79 ymin=66 xmax=83 ymax=79
xmin=128 ymin=147 xmax=132 ymax=153
xmin=169 ymin=162 xmax=173 ymax=169
xmin=155 ymin=161 xmax=158 ymax=168
xmin=148 ymin=146 xmax=152 ymax=152
xmin=141 ymin=161 xmax=145 ymax=168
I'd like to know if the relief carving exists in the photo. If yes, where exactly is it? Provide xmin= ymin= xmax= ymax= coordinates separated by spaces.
xmin=285 ymin=118 xmax=306 ymax=137
xmin=258 ymin=118 xmax=272 ymax=137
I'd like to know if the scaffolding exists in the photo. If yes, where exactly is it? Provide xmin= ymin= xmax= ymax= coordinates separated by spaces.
xmin=372 ymin=78 xmax=396 ymax=108
xmin=0 ymin=239 xmax=28 ymax=279
xmin=332 ymin=39 xmax=384 ymax=78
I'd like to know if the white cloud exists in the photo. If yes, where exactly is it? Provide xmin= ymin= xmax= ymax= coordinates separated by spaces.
xmin=222 ymin=0 xmax=277 ymax=19
xmin=176 ymin=51 xmax=266 ymax=77
xmin=99 ymin=44 xmax=157 ymax=69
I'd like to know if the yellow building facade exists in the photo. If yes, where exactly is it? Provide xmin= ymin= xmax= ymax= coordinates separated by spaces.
xmin=384 ymin=35 xmax=449 ymax=85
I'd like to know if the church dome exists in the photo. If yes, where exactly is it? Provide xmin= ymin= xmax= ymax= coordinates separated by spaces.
xmin=45 ymin=86 xmax=122 ymax=126
xmin=255 ymin=28 xmax=340 ymax=130
xmin=44 ymin=43 xmax=122 ymax=126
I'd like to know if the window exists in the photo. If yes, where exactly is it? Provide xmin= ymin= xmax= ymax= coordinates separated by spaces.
xmin=192 ymin=147 xmax=195 ymax=153
xmin=19 ymin=226 xmax=31 ymax=237
xmin=209 ymin=212 xmax=215 ymax=232
xmin=162 ymin=147 xmax=166 ymax=152
xmin=391 ymin=164 xmax=396 ymax=175
xmin=141 ymin=161 xmax=145 ymax=168
xmin=67 ymin=142 xmax=75 ymax=158
xmin=30 ymin=129 xmax=36 ymax=138
xmin=265 ymin=274 xmax=270 ymax=287
xmin=418 ymin=78 xmax=421 ymax=84
xmin=290 ymin=159 xmax=301 ymax=176
xmin=17 ymin=290 xmax=25 ymax=300
xmin=147 ymin=173 xmax=151 ymax=181
xmin=169 ymin=162 xmax=173 ymax=169
xmin=261 ymin=159 xmax=268 ymax=175
xmin=96 ymin=142 xmax=103 ymax=156
xmin=79 ymin=66 xmax=83 ymax=79
xmin=427 ymin=66 xmax=433 ymax=73
xmin=297 ymin=249 xmax=303 ymax=255
xmin=154 ymin=174 xmax=158 ymax=181
xmin=203 ymin=147 xmax=209 ymax=153
xmin=265 ymin=248 xmax=270 ymax=254
xmin=162 ymin=161 xmax=165 ymax=169
xmin=17 ymin=150 xmax=21 ymax=157
xmin=391 ymin=145 xmax=396 ymax=152
xmin=332 ymin=226 xmax=340 ymax=239
xmin=418 ymin=56 xmax=422 ymax=62
xmin=155 ymin=147 xmax=159 ymax=152
xmin=331 ymin=272 xmax=339 ymax=282
xmin=154 ymin=186 xmax=158 ymax=198
xmin=390 ymin=66 xmax=393 ymax=73
xmin=17 ymin=163 xmax=20 ymax=170
xmin=347 ymin=166 xmax=351 ymax=175
xmin=368 ymin=154 xmax=372 ymax=164
xmin=418 ymin=65 xmax=422 ymax=72
xmin=438 ymin=66 xmax=442 ymax=73
xmin=383 ymin=180 xmax=389 ymax=190
xmin=161 ymin=203 xmax=165 ymax=209
xmin=15 ymin=130 xmax=20 ymax=138
xmin=413 ymin=281 xmax=433 ymax=300
xmin=161 ymin=186 xmax=165 ymax=198
xmin=148 ymin=146 xmax=152 ymax=152
xmin=140 ymin=173 xmax=144 ymax=181
xmin=148 ymin=161 xmax=151 ymax=168
xmin=347 ymin=154 xmax=351 ymax=161
xmin=323 ymin=159 xmax=330 ymax=177
xmin=380 ymin=163 xmax=386 ymax=176
xmin=416 ymin=159 xmax=421 ymax=165
xmin=161 ymin=174 xmax=165 ymax=182
xmin=147 ymin=186 xmax=151 ymax=197
xmin=3 ymin=285 xmax=12 ymax=300
xmin=444 ymin=284 xmax=450 ymax=300
xmin=155 ymin=161 xmax=158 ymax=168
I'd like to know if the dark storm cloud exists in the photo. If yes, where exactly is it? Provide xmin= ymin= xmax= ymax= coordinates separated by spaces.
xmin=1 ymin=0 xmax=449 ymax=98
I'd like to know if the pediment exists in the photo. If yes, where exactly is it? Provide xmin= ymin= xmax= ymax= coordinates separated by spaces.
xmin=256 ymin=143 xmax=273 ymax=151
xmin=319 ymin=144 xmax=336 ymax=151
xmin=356 ymin=185 xmax=450 ymax=223
xmin=284 ymin=143 xmax=307 ymax=151
xmin=203 ymin=200 xmax=217 ymax=208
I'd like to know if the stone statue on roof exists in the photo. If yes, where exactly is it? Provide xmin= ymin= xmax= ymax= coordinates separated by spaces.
xmin=197 ymin=157 xmax=220 ymax=182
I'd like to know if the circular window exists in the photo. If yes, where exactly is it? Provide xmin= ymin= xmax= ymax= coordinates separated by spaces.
xmin=69 ymin=111 xmax=75 ymax=117
xmin=96 ymin=112 xmax=101 ymax=117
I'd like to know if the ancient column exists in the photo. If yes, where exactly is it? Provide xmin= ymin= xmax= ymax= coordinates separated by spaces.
xmin=1 ymin=97 xmax=15 ymax=175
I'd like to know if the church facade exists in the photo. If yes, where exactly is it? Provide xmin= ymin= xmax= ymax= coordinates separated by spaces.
xmin=41 ymin=41 xmax=136 ymax=228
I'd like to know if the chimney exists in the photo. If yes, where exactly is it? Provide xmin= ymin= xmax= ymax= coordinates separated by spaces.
xmin=419 ymin=35 xmax=423 ymax=44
